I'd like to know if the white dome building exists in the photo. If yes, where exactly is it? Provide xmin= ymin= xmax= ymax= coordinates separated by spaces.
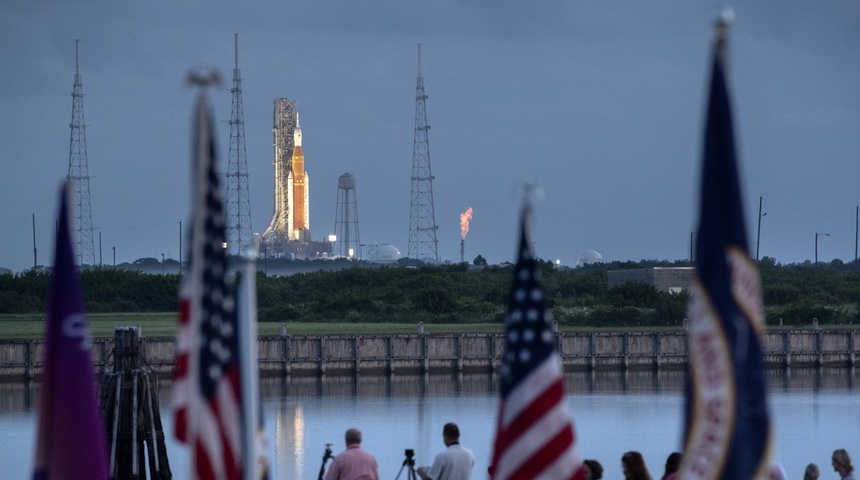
xmin=575 ymin=249 xmax=604 ymax=267
xmin=368 ymin=243 xmax=401 ymax=264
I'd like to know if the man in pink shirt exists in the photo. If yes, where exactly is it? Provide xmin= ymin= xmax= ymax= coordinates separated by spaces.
xmin=325 ymin=428 xmax=379 ymax=480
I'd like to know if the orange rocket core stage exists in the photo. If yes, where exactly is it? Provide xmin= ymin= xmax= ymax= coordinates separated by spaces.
xmin=291 ymin=143 xmax=307 ymax=231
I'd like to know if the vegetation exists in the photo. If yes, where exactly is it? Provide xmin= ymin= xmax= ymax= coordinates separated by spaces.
xmin=0 ymin=256 xmax=858 ymax=335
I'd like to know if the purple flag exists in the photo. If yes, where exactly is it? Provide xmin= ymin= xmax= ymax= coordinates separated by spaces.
xmin=32 ymin=182 xmax=109 ymax=480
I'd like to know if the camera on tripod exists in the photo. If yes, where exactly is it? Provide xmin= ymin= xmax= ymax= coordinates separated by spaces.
xmin=396 ymin=448 xmax=418 ymax=479
xmin=317 ymin=443 xmax=334 ymax=480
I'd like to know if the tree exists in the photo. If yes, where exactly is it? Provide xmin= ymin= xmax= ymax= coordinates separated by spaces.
xmin=473 ymin=255 xmax=488 ymax=266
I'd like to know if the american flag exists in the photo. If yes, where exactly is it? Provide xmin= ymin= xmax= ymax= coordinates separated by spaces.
xmin=173 ymin=92 xmax=242 ymax=480
xmin=489 ymin=204 xmax=584 ymax=480
xmin=677 ymin=17 xmax=772 ymax=480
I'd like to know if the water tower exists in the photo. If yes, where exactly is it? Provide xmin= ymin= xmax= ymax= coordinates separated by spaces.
xmin=334 ymin=173 xmax=360 ymax=258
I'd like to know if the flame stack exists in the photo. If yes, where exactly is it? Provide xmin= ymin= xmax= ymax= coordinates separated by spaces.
xmin=460 ymin=207 xmax=473 ymax=264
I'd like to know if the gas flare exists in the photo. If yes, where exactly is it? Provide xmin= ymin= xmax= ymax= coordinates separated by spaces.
xmin=460 ymin=207 xmax=473 ymax=240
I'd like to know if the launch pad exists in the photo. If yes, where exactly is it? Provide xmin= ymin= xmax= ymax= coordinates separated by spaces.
xmin=260 ymin=98 xmax=332 ymax=259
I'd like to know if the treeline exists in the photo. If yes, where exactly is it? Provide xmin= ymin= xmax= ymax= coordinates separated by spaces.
xmin=0 ymin=256 xmax=858 ymax=327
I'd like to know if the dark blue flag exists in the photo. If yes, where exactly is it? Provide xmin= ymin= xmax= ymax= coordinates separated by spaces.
xmin=677 ymin=19 xmax=773 ymax=480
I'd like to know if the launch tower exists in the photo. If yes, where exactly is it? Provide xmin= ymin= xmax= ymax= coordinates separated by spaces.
xmin=225 ymin=33 xmax=253 ymax=256
xmin=67 ymin=39 xmax=96 ymax=266
xmin=263 ymin=99 xmax=315 ymax=257
xmin=334 ymin=173 xmax=360 ymax=258
xmin=407 ymin=44 xmax=439 ymax=263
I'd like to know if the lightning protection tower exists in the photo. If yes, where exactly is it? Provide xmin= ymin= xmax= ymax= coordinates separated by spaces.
xmin=334 ymin=173 xmax=360 ymax=258
xmin=407 ymin=44 xmax=439 ymax=263
xmin=226 ymin=33 xmax=253 ymax=255
xmin=67 ymin=39 xmax=96 ymax=266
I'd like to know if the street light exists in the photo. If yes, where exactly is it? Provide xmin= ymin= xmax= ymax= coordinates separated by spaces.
xmin=689 ymin=231 xmax=698 ymax=262
xmin=815 ymin=232 xmax=830 ymax=265
xmin=756 ymin=196 xmax=766 ymax=261
xmin=161 ymin=252 xmax=165 ymax=275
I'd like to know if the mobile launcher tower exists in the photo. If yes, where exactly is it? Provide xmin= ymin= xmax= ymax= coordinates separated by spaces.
xmin=262 ymin=99 xmax=332 ymax=259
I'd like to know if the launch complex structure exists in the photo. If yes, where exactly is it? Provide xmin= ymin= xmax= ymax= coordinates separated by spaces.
xmin=261 ymin=99 xmax=331 ymax=259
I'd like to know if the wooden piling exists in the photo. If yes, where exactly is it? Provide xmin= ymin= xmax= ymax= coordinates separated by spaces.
xmin=100 ymin=326 xmax=172 ymax=480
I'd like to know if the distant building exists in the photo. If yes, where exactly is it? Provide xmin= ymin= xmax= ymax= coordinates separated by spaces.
xmin=575 ymin=249 xmax=604 ymax=267
xmin=607 ymin=267 xmax=695 ymax=293
xmin=367 ymin=243 xmax=402 ymax=264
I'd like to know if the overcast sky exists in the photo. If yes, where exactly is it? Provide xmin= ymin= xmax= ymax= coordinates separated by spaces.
xmin=1 ymin=1 xmax=859 ymax=272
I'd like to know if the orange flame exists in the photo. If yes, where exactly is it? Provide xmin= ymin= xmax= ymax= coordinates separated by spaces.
xmin=460 ymin=207 xmax=473 ymax=239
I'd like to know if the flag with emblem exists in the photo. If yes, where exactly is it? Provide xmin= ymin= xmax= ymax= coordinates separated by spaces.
xmin=677 ymin=16 xmax=772 ymax=480
xmin=173 ymin=91 xmax=243 ymax=480
xmin=489 ymin=203 xmax=584 ymax=480
xmin=32 ymin=182 xmax=109 ymax=480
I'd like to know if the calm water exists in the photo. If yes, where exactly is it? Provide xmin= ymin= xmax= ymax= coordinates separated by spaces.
xmin=1 ymin=368 xmax=858 ymax=479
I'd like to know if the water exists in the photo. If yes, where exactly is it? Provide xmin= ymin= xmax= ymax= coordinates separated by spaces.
xmin=1 ymin=368 xmax=857 ymax=479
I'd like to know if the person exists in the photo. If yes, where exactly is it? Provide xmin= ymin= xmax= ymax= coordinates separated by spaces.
xmin=770 ymin=462 xmax=787 ymax=480
xmin=582 ymin=459 xmax=604 ymax=480
xmin=833 ymin=449 xmax=857 ymax=480
xmin=324 ymin=428 xmax=379 ymax=480
xmin=804 ymin=463 xmax=820 ymax=480
xmin=417 ymin=422 xmax=474 ymax=480
xmin=621 ymin=451 xmax=652 ymax=480
xmin=661 ymin=452 xmax=681 ymax=480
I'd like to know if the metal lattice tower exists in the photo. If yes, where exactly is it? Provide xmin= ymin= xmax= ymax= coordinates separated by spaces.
xmin=334 ymin=172 xmax=360 ymax=258
xmin=226 ymin=33 xmax=253 ymax=255
xmin=407 ymin=44 xmax=439 ymax=263
xmin=66 ymin=39 xmax=96 ymax=266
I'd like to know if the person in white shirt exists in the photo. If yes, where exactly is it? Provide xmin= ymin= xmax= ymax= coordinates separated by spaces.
xmin=417 ymin=423 xmax=474 ymax=480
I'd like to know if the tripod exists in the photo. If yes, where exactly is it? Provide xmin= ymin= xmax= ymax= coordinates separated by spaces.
xmin=394 ymin=449 xmax=418 ymax=480
xmin=317 ymin=443 xmax=333 ymax=480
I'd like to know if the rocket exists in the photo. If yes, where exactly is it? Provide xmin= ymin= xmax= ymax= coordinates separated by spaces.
xmin=263 ymin=98 xmax=311 ymax=245
xmin=290 ymin=114 xmax=310 ymax=241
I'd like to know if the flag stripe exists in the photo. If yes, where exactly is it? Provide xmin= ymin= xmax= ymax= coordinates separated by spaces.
xmin=501 ymin=355 xmax=562 ymax=427
xmin=498 ymin=377 xmax=565 ymax=450
xmin=494 ymin=397 xmax=576 ymax=480
xmin=511 ymin=424 xmax=574 ymax=480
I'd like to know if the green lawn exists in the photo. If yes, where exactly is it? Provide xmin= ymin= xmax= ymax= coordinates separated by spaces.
xmin=0 ymin=313 xmax=508 ymax=339
xmin=5 ymin=313 xmax=826 ymax=340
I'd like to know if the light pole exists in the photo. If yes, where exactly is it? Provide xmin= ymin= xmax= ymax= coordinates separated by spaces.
xmin=815 ymin=232 xmax=829 ymax=265
xmin=756 ymin=196 xmax=766 ymax=261
xmin=161 ymin=252 xmax=165 ymax=275
xmin=689 ymin=231 xmax=698 ymax=262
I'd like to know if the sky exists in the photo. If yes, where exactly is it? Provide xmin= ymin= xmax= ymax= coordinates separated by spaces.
xmin=1 ymin=1 xmax=859 ymax=272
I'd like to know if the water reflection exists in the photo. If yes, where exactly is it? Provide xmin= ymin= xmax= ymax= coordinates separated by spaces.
xmin=2 ymin=368 xmax=858 ymax=480
xmin=1 ymin=367 xmax=858 ymax=415
xmin=275 ymin=404 xmax=306 ymax=480
xmin=259 ymin=366 xmax=858 ymax=402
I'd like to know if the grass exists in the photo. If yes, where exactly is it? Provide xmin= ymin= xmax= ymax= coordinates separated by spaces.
xmin=2 ymin=313 xmax=838 ymax=340
xmin=0 ymin=313 xmax=508 ymax=339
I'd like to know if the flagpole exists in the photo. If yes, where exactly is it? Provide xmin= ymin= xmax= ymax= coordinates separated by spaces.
xmin=238 ymin=246 xmax=262 ymax=480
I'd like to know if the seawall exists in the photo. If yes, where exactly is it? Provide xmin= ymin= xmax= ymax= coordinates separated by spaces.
xmin=1 ymin=329 xmax=856 ymax=380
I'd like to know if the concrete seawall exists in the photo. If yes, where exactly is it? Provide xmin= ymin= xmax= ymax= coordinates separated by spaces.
xmin=1 ymin=329 xmax=857 ymax=380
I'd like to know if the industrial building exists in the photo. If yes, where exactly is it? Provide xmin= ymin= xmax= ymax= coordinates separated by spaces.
xmin=606 ymin=267 xmax=695 ymax=293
